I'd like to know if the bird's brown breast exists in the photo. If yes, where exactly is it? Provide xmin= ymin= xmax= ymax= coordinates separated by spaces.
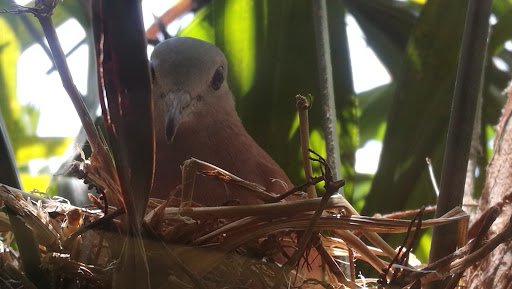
xmin=151 ymin=115 xmax=293 ymax=206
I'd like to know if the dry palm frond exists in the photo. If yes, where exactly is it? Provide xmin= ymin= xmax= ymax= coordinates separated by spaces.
xmin=0 ymin=161 xmax=500 ymax=289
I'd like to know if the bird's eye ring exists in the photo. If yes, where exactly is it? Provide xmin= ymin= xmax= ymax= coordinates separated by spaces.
xmin=211 ymin=66 xmax=224 ymax=91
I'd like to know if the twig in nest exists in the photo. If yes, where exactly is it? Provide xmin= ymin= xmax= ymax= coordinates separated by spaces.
xmin=162 ymin=195 xmax=349 ymax=221
xmin=41 ymin=253 xmax=109 ymax=288
xmin=308 ymin=149 xmax=345 ymax=193
xmin=331 ymin=229 xmax=388 ymax=272
xmin=0 ymin=186 xmax=59 ymax=246
xmin=394 ymin=212 xmax=512 ymax=286
xmin=273 ymin=150 xmax=344 ymax=289
xmin=348 ymin=245 xmax=356 ymax=282
xmin=276 ymin=176 xmax=325 ymax=201
xmin=182 ymin=158 xmax=281 ymax=204
xmin=314 ymin=241 xmax=358 ymax=288
xmin=311 ymin=150 xmax=399 ymax=260
xmin=145 ymin=185 xmax=183 ymax=231
xmin=383 ymin=207 xmax=425 ymax=287
xmin=375 ymin=206 xmax=436 ymax=220
xmin=444 ymin=206 xmax=499 ymax=289
xmin=191 ymin=215 xmax=268 ymax=246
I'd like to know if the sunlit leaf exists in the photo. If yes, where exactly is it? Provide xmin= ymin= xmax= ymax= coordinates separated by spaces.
xmin=20 ymin=173 xmax=51 ymax=192
xmin=178 ymin=6 xmax=214 ymax=43
xmin=213 ymin=0 xmax=256 ymax=96
xmin=15 ymin=137 xmax=73 ymax=163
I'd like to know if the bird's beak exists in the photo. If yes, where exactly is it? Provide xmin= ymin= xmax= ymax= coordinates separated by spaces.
xmin=165 ymin=91 xmax=191 ymax=143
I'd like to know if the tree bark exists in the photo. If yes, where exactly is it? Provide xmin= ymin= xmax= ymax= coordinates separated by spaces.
xmin=466 ymin=83 xmax=512 ymax=289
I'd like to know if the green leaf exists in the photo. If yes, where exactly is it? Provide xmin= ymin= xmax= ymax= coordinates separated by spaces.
xmin=363 ymin=0 xmax=468 ymax=215
xmin=178 ymin=6 xmax=214 ymax=43
xmin=0 ymin=15 xmax=75 ymax=191
xmin=213 ymin=0 xmax=257 ymax=96
xmin=357 ymin=83 xmax=394 ymax=144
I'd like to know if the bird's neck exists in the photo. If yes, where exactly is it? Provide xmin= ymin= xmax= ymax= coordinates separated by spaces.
xmin=183 ymin=107 xmax=244 ymax=140
xmin=154 ymin=105 xmax=244 ymax=147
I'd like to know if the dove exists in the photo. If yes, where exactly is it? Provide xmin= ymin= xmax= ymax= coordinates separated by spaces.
xmin=149 ymin=37 xmax=326 ymax=288
xmin=150 ymin=37 xmax=293 ymax=206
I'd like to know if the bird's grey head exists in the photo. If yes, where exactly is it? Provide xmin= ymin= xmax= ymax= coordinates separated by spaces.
xmin=150 ymin=37 xmax=233 ymax=143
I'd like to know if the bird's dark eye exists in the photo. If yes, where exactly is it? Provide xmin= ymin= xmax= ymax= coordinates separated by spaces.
xmin=211 ymin=66 xmax=224 ymax=91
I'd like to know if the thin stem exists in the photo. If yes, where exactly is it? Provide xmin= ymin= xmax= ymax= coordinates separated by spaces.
xmin=296 ymin=94 xmax=317 ymax=199
xmin=35 ymin=15 xmax=102 ymax=153
xmin=428 ymin=0 xmax=492 ymax=286
xmin=312 ymin=0 xmax=343 ymax=191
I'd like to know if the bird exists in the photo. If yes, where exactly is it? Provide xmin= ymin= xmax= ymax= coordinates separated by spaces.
xmin=149 ymin=37 xmax=294 ymax=206
xmin=149 ymin=37 xmax=325 ymax=288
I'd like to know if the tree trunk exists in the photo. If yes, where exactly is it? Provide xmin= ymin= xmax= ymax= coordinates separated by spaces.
xmin=466 ymin=83 xmax=512 ymax=289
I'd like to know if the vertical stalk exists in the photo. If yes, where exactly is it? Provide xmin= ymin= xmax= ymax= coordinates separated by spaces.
xmin=312 ymin=0 xmax=343 ymax=193
xmin=94 ymin=0 xmax=154 ymax=287
xmin=296 ymin=95 xmax=317 ymax=199
xmin=428 ymin=0 xmax=492 ymax=287
xmin=35 ymin=16 xmax=102 ymax=155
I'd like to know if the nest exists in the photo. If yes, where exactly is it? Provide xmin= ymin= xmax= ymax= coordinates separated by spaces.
xmin=2 ymin=151 xmax=503 ymax=289
xmin=0 ymin=96 xmax=509 ymax=288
